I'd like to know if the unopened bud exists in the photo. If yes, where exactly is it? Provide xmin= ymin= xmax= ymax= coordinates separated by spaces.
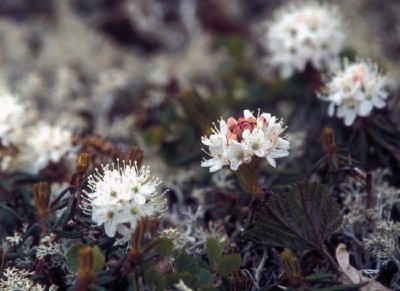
xmin=321 ymin=127 xmax=336 ymax=156
xmin=78 ymin=246 xmax=94 ymax=279
xmin=33 ymin=182 xmax=51 ymax=220
xmin=280 ymin=249 xmax=302 ymax=287
xmin=75 ymin=153 xmax=90 ymax=174
xmin=321 ymin=127 xmax=338 ymax=168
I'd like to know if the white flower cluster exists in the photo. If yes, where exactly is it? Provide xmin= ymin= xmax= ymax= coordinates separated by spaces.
xmin=2 ymin=122 xmax=74 ymax=175
xmin=264 ymin=2 xmax=345 ymax=78
xmin=320 ymin=59 xmax=389 ymax=126
xmin=201 ymin=110 xmax=289 ymax=172
xmin=0 ymin=93 xmax=27 ymax=146
xmin=0 ymin=267 xmax=45 ymax=291
xmin=83 ymin=160 xmax=167 ymax=245
xmin=0 ymin=93 xmax=75 ymax=174
xmin=25 ymin=123 xmax=74 ymax=174
xmin=363 ymin=220 xmax=400 ymax=266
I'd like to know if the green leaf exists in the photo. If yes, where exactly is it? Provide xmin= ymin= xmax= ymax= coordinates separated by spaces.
xmin=66 ymin=243 xmax=85 ymax=272
xmin=205 ymin=238 xmax=223 ymax=264
xmin=197 ymin=268 xmax=212 ymax=287
xmin=92 ymin=245 xmax=105 ymax=272
xmin=216 ymin=254 xmax=241 ymax=276
xmin=245 ymin=181 xmax=342 ymax=251
xmin=66 ymin=244 xmax=104 ymax=273
xmin=144 ymin=267 xmax=166 ymax=291
xmin=175 ymin=252 xmax=198 ymax=275
xmin=175 ymin=272 xmax=197 ymax=289
xmin=154 ymin=237 xmax=174 ymax=257
xmin=305 ymin=271 xmax=336 ymax=283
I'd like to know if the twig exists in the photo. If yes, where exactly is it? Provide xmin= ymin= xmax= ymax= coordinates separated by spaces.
xmin=252 ymin=246 xmax=268 ymax=290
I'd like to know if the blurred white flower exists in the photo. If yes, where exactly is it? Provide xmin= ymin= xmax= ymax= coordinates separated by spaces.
xmin=0 ymin=93 xmax=28 ymax=146
xmin=1 ymin=122 xmax=75 ymax=174
xmin=201 ymin=110 xmax=289 ymax=172
xmin=264 ymin=1 xmax=345 ymax=78
xmin=83 ymin=160 xmax=167 ymax=245
xmin=320 ymin=59 xmax=389 ymax=126
xmin=24 ymin=123 xmax=74 ymax=174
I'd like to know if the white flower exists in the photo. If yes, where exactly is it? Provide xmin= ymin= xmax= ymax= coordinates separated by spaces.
xmin=201 ymin=110 xmax=289 ymax=172
xmin=0 ymin=93 xmax=28 ymax=146
xmin=242 ymin=128 xmax=269 ymax=158
xmin=320 ymin=59 xmax=389 ymax=126
xmin=226 ymin=140 xmax=251 ymax=171
xmin=201 ymin=121 xmax=230 ymax=172
xmin=27 ymin=123 xmax=74 ymax=172
xmin=264 ymin=1 xmax=345 ymax=78
xmin=83 ymin=160 xmax=167 ymax=245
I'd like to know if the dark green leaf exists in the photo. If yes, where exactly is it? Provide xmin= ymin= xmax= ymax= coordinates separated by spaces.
xmin=245 ymin=181 xmax=342 ymax=250
xmin=176 ymin=272 xmax=197 ymax=289
xmin=197 ymin=268 xmax=212 ymax=287
xmin=205 ymin=237 xmax=223 ymax=264
xmin=175 ymin=252 xmax=198 ymax=275
xmin=216 ymin=254 xmax=241 ymax=276
xmin=154 ymin=237 xmax=174 ymax=257
xmin=66 ymin=243 xmax=85 ymax=272
xmin=144 ymin=267 xmax=166 ymax=291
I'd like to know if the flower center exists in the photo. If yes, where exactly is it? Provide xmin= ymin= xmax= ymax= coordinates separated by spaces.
xmin=235 ymin=150 xmax=244 ymax=160
xmin=228 ymin=117 xmax=257 ymax=141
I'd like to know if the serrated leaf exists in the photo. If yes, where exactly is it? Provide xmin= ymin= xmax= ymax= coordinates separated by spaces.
xmin=154 ymin=237 xmax=174 ymax=257
xmin=66 ymin=243 xmax=85 ymax=272
xmin=216 ymin=254 xmax=241 ymax=276
xmin=245 ymin=181 xmax=342 ymax=251
xmin=205 ymin=238 xmax=223 ymax=264
xmin=92 ymin=245 xmax=105 ymax=272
